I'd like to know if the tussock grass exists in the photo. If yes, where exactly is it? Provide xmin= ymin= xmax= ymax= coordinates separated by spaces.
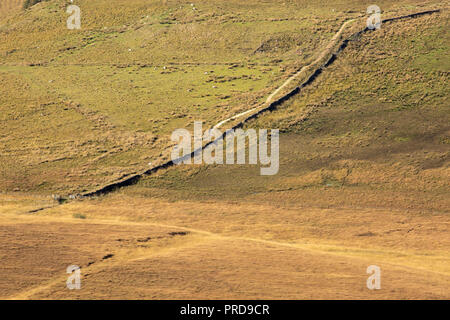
xmin=0 ymin=0 xmax=448 ymax=300
xmin=1 ymin=0 xmax=442 ymax=194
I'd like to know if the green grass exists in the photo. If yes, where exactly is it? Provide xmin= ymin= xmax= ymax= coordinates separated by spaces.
xmin=0 ymin=0 xmax=446 ymax=194
xmin=126 ymin=9 xmax=449 ymax=213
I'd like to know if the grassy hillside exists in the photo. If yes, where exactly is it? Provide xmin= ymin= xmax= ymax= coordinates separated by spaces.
xmin=128 ymin=9 xmax=449 ymax=210
xmin=0 ymin=0 xmax=443 ymax=195
xmin=28 ymin=6 xmax=446 ymax=299
xmin=0 ymin=0 xmax=448 ymax=300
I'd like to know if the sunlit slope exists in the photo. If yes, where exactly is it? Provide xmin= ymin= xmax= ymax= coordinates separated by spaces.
xmin=130 ymin=9 xmax=449 ymax=211
xmin=1 ymin=212 xmax=448 ymax=299
xmin=0 ymin=0 xmax=442 ymax=194
xmin=85 ymin=11 xmax=450 ymax=298
xmin=0 ymin=2 xmax=448 ymax=300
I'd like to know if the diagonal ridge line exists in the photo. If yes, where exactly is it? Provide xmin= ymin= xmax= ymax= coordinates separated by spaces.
xmin=58 ymin=9 xmax=439 ymax=199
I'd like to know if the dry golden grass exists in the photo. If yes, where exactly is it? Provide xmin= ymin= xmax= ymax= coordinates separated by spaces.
xmin=0 ymin=213 xmax=196 ymax=299
xmin=0 ymin=1 xmax=448 ymax=300
xmin=0 ymin=204 xmax=448 ymax=299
